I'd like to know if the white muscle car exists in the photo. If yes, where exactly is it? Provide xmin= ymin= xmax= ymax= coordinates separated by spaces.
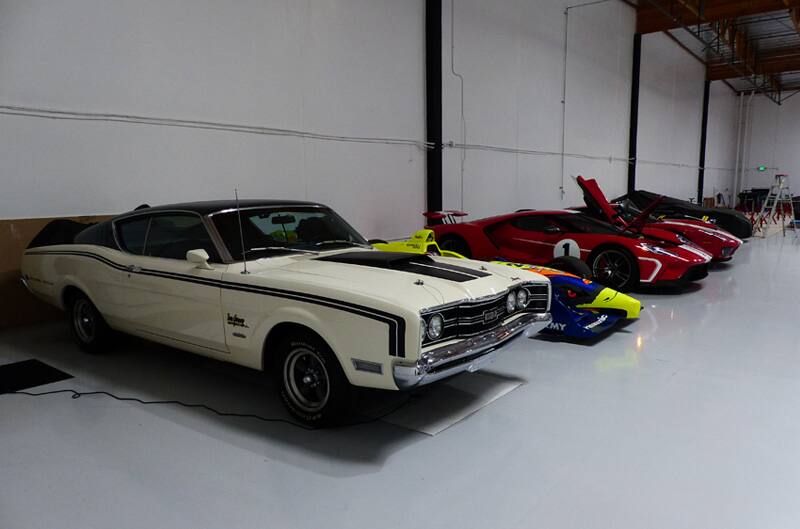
xmin=21 ymin=200 xmax=551 ymax=424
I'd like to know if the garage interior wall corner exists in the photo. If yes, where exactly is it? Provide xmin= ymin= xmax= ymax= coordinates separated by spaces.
xmin=441 ymin=0 xmax=636 ymax=219
xmin=637 ymin=33 xmax=738 ymax=203
xmin=744 ymin=94 xmax=800 ymax=193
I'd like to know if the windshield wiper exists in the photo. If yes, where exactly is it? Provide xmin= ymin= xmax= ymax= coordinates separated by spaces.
xmin=312 ymin=240 xmax=371 ymax=249
xmin=246 ymin=246 xmax=319 ymax=255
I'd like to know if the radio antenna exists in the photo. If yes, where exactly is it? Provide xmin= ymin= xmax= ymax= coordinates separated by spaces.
xmin=235 ymin=188 xmax=249 ymax=275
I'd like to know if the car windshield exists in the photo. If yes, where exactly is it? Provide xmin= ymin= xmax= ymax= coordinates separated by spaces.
xmin=212 ymin=206 xmax=369 ymax=261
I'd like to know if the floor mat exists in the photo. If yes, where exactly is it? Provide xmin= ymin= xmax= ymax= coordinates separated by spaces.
xmin=376 ymin=371 xmax=524 ymax=436
xmin=0 ymin=359 xmax=73 ymax=393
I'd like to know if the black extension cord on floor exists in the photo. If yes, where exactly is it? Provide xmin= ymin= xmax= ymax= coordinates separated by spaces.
xmin=7 ymin=388 xmax=412 ymax=431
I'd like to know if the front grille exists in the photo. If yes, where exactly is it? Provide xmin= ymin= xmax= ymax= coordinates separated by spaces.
xmin=682 ymin=264 xmax=709 ymax=282
xmin=422 ymin=283 xmax=549 ymax=346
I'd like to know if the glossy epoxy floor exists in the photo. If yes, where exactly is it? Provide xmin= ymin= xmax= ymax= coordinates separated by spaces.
xmin=3 ymin=236 xmax=800 ymax=529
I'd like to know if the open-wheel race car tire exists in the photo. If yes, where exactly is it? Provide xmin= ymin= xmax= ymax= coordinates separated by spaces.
xmin=437 ymin=235 xmax=472 ymax=258
xmin=274 ymin=332 xmax=352 ymax=426
xmin=545 ymin=256 xmax=592 ymax=279
xmin=589 ymin=247 xmax=639 ymax=292
xmin=66 ymin=291 xmax=114 ymax=354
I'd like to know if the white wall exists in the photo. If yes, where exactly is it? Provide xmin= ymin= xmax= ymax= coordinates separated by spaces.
xmin=0 ymin=0 xmax=425 ymax=239
xmin=636 ymin=32 xmax=704 ymax=201
xmin=743 ymin=94 xmax=800 ymax=193
xmin=441 ymin=0 xmax=635 ymax=217
xmin=0 ymin=0 xmax=743 ymax=236
xmin=703 ymin=81 xmax=738 ymax=205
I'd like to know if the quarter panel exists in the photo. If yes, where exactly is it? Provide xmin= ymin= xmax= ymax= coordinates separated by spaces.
xmin=221 ymin=288 xmax=407 ymax=390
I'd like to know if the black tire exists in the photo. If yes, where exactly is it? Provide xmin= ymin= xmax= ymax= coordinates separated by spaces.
xmin=589 ymin=247 xmax=639 ymax=292
xmin=274 ymin=332 xmax=352 ymax=426
xmin=545 ymin=256 xmax=592 ymax=279
xmin=438 ymin=234 xmax=471 ymax=258
xmin=66 ymin=292 xmax=113 ymax=354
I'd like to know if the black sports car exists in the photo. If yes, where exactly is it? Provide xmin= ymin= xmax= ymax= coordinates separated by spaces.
xmin=613 ymin=190 xmax=753 ymax=239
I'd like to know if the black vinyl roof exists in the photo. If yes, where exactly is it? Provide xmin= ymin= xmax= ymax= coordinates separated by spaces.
xmin=119 ymin=199 xmax=326 ymax=218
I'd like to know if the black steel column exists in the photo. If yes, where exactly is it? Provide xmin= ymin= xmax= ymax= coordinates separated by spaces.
xmin=627 ymin=33 xmax=642 ymax=194
xmin=697 ymin=79 xmax=711 ymax=204
xmin=425 ymin=0 xmax=443 ymax=213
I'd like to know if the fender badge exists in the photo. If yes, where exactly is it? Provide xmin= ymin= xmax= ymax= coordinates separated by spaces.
xmin=226 ymin=313 xmax=249 ymax=328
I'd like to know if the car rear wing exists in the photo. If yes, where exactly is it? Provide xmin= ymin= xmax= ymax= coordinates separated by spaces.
xmin=423 ymin=210 xmax=468 ymax=224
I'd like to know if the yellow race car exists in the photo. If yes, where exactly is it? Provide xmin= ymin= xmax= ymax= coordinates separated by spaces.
xmin=374 ymin=230 xmax=640 ymax=339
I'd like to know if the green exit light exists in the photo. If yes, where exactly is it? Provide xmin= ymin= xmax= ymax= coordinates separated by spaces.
xmin=758 ymin=165 xmax=767 ymax=172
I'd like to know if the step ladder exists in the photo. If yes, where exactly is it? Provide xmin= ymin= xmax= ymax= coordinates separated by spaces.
xmin=752 ymin=174 xmax=795 ymax=237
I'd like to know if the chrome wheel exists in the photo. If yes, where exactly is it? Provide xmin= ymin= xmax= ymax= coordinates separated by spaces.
xmin=72 ymin=298 xmax=96 ymax=343
xmin=592 ymin=249 xmax=633 ymax=289
xmin=283 ymin=347 xmax=330 ymax=414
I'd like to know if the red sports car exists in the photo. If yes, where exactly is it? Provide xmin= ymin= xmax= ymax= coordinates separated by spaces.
xmin=426 ymin=209 xmax=712 ymax=292
xmin=575 ymin=176 xmax=742 ymax=262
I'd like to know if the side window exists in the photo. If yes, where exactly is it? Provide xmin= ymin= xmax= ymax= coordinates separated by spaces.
xmin=511 ymin=216 xmax=558 ymax=232
xmin=116 ymin=217 xmax=150 ymax=255
xmin=145 ymin=215 xmax=220 ymax=262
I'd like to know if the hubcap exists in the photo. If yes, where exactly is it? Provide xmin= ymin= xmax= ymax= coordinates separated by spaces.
xmin=72 ymin=299 xmax=96 ymax=343
xmin=283 ymin=347 xmax=330 ymax=413
xmin=593 ymin=250 xmax=632 ymax=288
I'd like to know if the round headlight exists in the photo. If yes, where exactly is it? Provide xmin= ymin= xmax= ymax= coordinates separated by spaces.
xmin=426 ymin=314 xmax=444 ymax=341
xmin=506 ymin=291 xmax=517 ymax=313
xmin=516 ymin=288 xmax=529 ymax=308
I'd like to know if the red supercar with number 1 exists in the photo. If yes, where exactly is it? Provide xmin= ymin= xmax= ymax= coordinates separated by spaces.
xmin=425 ymin=206 xmax=713 ymax=292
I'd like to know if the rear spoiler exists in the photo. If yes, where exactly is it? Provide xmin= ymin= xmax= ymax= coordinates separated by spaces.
xmin=423 ymin=210 xmax=468 ymax=224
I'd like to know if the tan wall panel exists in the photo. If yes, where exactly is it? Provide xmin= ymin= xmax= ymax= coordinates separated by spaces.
xmin=0 ymin=216 xmax=109 ymax=328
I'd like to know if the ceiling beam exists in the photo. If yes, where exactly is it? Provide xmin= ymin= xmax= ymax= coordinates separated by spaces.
xmin=640 ymin=0 xmax=783 ymax=99
xmin=708 ymin=46 xmax=800 ymax=79
xmin=638 ymin=0 xmax=800 ymax=34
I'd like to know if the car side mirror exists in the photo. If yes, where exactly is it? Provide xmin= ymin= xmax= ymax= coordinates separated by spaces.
xmin=186 ymin=249 xmax=213 ymax=270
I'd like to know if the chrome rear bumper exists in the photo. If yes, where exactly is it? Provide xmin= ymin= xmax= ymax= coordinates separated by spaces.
xmin=393 ymin=312 xmax=551 ymax=390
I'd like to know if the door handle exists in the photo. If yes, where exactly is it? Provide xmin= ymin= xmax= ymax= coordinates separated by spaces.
xmin=126 ymin=265 xmax=142 ymax=273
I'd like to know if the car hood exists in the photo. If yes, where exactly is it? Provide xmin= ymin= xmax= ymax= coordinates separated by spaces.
xmin=641 ymin=226 xmax=684 ymax=245
xmin=658 ymin=219 xmax=743 ymax=244
xmin=576 ymin=175 xmax=620 ymax=224
xmin=235 ymin=249 xmax=547 ymax=309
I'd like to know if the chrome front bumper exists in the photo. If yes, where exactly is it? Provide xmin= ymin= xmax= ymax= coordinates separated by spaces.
xmin=393 ymin=312 xmax=551 ymax=390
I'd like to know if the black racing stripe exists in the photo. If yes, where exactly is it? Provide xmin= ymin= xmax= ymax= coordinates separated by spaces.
xmin=392 ymin=262 xmax=478 ymax=282
xmin=25 ymin=250 xmax=407 ymax=357
xmin=317 ymin=251 xmax=487 ymax=283
xmin=419 ymin=261 xmax=491 ymax=278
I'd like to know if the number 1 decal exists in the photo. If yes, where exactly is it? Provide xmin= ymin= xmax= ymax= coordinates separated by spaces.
xmin=554 ymin=238 xmax=580 ymax=258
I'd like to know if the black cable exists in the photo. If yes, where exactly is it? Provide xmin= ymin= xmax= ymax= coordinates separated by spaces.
xmin=7 ymin=388 xmax=413 ymax=431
